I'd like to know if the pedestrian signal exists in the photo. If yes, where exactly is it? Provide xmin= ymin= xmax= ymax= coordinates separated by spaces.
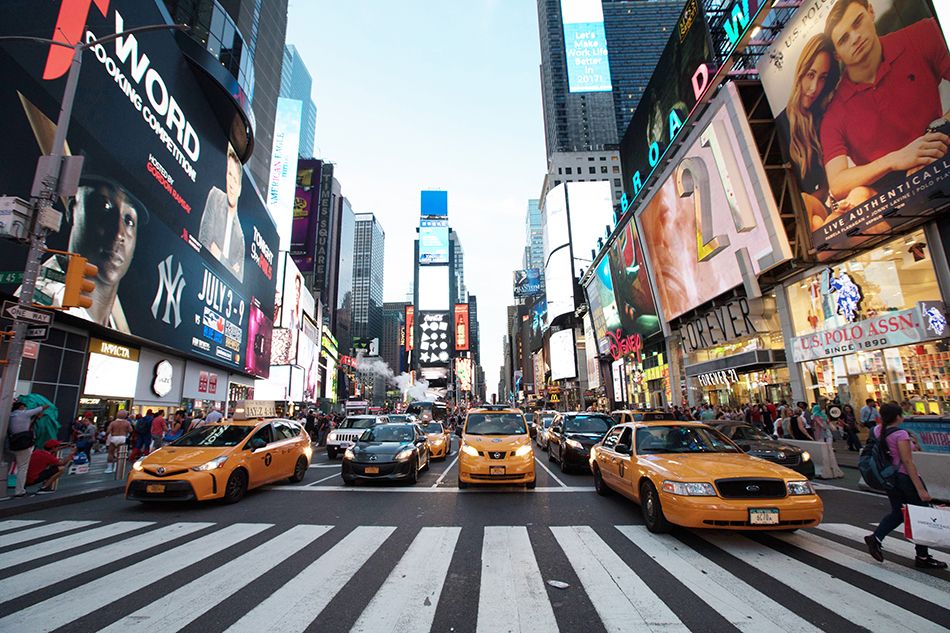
xmin=62 ymin=254 xmax=97 ymax=309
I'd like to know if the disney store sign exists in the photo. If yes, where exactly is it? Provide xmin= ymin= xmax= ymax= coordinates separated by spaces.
xmin=790 ymin=302 xmax=947 ymax=363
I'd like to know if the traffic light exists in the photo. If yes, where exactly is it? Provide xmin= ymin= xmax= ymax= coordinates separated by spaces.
xmin=62 ymin=254 xmax=98 ymax=309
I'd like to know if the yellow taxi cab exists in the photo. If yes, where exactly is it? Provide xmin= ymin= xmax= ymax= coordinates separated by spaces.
xmin=458 ymin=408 xmax=535 ymax=489
xmin=126 ymin=418 xmax=312 ymax=504
xmin=610 ymin=409 xmax=676 ymax=424
xmin=590 ymin=421 xmax=822 ymax=532
xmin=420 ymin=420 xmax=452 ymax=460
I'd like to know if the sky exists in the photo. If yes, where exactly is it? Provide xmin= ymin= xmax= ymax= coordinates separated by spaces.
xmin=286 ymin=1 xmax=547 ymax=398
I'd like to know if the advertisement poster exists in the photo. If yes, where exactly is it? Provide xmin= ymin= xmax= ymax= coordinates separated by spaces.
xmin=528 ymin=297 xmax=547 ymax=352
xmin=454 ymin=303 xmax=470 ymax=351
xmin=561 ymin=0 xmax=612 ymax=92
xmin=419 ymin=218 xmax=449 ymax=264
xmin=291 ymin=160 xmax=322 ymax=272
xmin=549 ymin=328 xmax=578 ymax=381
xmin=421 ymin=190 xmax=448 ymax=217
xmin=0 ymin=1 xmax=277 ymax=377
xmin=583 ymin=256 xmax=621 ymax=355
xmin=636 ymin=84 xmax=792 ymax=321
xmin=758 ymin=0 xmax=950 ymax=256
xmin=455 ymin=358 xmax=474 ymax=393
xmin=606 ymin=216 xmax=660 ymax=337
xmin=513 ymin=269 xmax=543 ymax=297
xmin=268 ymin=97 xmax=302 ymax=251
xmin=416 ymin=312 xmax=451 ymax=367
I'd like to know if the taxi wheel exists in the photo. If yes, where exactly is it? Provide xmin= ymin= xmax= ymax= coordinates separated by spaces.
xmin=559 ymin=454 xmax=571 ymax=474
xmin=288 ymin=457 xmax=308 ymax=483
xmin=593 ymin=466 xmax=610 ymax=496
xmin=457 ymin=477 xmax=468 ymax=489
xmin=640 ymin=481 xmax=671 ymax=533
xmin=223 ymin=469 xmax=248 ymax=504
xmin=327 ymin=447 xmax=338 ymax=460
xmin=526 ymin=478 xmax=536 ymax=489
xmin=548 ymin=446 xmax=556 ymax=463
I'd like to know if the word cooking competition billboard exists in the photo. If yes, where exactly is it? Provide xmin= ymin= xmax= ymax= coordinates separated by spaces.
xmin=0 ymin=1 xmax=278 ymax=377
xmin=758 ymin=0 xmax=950 ymax=257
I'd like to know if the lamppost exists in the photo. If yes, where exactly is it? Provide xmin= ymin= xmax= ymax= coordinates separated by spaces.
xmin=0 ymin=24 xmax=188 ymax=445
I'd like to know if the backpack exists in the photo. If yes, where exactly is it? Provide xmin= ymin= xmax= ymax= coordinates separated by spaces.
xmin=859 ymin=426 xmax=900 ymax=492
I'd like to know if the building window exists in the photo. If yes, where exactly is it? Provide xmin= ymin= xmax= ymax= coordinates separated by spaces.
xmin=613 ymin=178 xmax=621 ymax=187
xmin=612 ymin=166 xmax=620 ymax=173
xmin=565 ymin=167 xmax=572 ymax=174
xmin=601 ymin=166 xmax=608 ymax=174
xmin=589 ymin=167 xmax=596 ymax=174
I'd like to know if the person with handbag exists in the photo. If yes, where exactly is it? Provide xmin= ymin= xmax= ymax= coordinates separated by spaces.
xmin=864 ymin=403 xmax=947 ymax=570
xmin=4 ymin=401 xmax=49 ymax=498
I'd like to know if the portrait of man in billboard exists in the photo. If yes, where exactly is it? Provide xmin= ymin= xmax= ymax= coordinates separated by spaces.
xmin=820 ymin=0 xmax=950 ymax=205
xmin=25 ymin=176 xmax=147 ymax=334
xmin=199 ymin=143 xmax=246 ymax=282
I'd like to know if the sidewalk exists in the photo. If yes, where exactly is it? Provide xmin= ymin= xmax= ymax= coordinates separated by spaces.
xmin=1 ymin=449 xmax=126 ymax=518
xmin=832 ymin=439 xmax=861 ymax=469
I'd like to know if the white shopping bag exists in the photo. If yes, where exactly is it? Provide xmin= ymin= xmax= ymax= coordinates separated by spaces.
xmin=903 ymin=504 xmax=950 ymax=548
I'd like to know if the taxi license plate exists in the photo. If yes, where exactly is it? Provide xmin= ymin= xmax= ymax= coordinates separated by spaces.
xmin=490 ymin=466 xmax=506 ymax=476
xmin=146 ymin=484 xmax=165 ymax=494
xmin=363 ymin=466 xmax=379 ymax=474
xmin=749 ymin=508 xmax=779 ymax=525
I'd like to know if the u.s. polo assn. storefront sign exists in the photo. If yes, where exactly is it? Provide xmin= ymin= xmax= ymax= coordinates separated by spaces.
xmin=790 ymin=302 xmax=947 ymax=363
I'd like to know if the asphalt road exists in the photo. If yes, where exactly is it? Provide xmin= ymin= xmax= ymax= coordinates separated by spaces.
xmin=1 ymin=437 xmax=947 ymax=633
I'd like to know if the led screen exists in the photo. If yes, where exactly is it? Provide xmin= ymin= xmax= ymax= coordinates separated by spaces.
xmin=269 ymin=97 xmax=302 ymax=251
xmin=421 ymin=190 xmax=448 ymax=217
xmin=565 ymin=182 xmax=613 ymax=274
xmin=561 ymin=0 xmax=612 ymax=92
xmin=419 ymin=219 xmax=449 ymax=264
xmin=607 ymin=217 xmax=660 ymax=337
xmin=584 ymin=256 xmax=621 ymax=355
xmin=513 ymin=269 xmax=543 ymax=297
xmin=84 ymin=354 xmax=138 ymax=398
xmin=549 ymin=329 xmax=578 ymax=381
xmin=418 ymin=266 xmax=450 ymax=311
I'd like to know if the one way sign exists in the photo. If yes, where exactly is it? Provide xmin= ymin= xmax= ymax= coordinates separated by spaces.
xmin=1 ymin=300 xmax=53 ymax=325
xmin=25 ymin=325 xmax=49 ymax=341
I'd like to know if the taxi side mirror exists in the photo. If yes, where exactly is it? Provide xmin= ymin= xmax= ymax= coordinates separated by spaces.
xmin=249 ymin=437 xmax=267 ymax=451
xmin=615 ymin=443 xmax=630 ymax=455
xmin=455 ymin=426 xmax=463 ymax=437
xmin=529 ymin=426 xmax=537 ymax=439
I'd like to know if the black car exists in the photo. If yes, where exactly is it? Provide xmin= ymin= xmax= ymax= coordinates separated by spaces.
xmin=547 ymin=412 xmax=613 ymax=473
xmin=710 ymin=422 xmax=816 ymax=479
xmin=341 ymin=423 xmax=431 ymax=485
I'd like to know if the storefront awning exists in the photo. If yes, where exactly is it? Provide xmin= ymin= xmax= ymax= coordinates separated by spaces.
xmin=685 ymin=349 xmax=787 ymax=377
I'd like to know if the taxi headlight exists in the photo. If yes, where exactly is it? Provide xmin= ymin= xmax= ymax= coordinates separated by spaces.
xmin=303 ymin=445 xmax=313 ymax=459
xmin=132 ymin=458 xmax=144 ymax=472
xmin=343 ymin=448 xmax=355 ymax=461
xmin=461 ymin=444 xmax=480 ymax=457
xmin=514 ymin=444 xmax=533 ymax=457
xmin=328 ymin=431 xmax=338 ymax=441
xmin=192 ymin=456 xmax=228 ymax=472
xmin=565 ymin=439 xmax=584 ymax=450
xmin=787 ymin=481 xmax=815 ymax=496
xmin=801 ymin=451 xmax=811 ymax=462
xmin=395 ymin=448 xmax=414 ymax=461
xmin=661 ymin=480 xmax=717 ymax=496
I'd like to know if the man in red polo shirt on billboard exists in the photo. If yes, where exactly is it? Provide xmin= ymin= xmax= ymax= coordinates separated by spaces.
xmin=820 ymin=0 xmax=950 ymax=201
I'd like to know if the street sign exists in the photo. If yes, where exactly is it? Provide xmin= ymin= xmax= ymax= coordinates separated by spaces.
xmin=1 ymin=300 xmax=52 ymax=325
xmin=25 ymin=325 xmax=49 ymax=341
xmin=0 ymin=271 xmax=23 ymax=284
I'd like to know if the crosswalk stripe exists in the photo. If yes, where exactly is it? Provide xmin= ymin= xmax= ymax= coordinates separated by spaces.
xmin=616 ymin=526 xmax=821 ymax=633
xmin=552 ymin=526 xmax=687 ymax=633
xmin=99 ymin=524 xmax=332 ymax=633
xmin=352 ymin=526 xmax=461 ymax=633
xmin=478 ymin=526 xmax=558 ymax=633
xmin=0 ymin=521 xmax=212 ymax=604
xmin=0 ymin=520 xmax=43 ymax=534
xmin=225 ymin=525 xmax=396 ymax=632
xmin=0 ymin=521 xmax=153 ymax=571
xmin=700 ymin=532 xmax=947 ymax=633
xmin=772 ymin=531 xmax=950 ymax=607
xmin=816 ymin=523 xmax=947 ymax=561
xmin=0 ymin=520 xmax=98 ymax=547
xmin=0 ymin=523 xmax=266 ymax=633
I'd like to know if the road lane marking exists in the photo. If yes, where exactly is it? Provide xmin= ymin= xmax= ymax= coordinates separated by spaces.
xmin=814 ymin=523 xmax=949 ymax=561
xmin=616 ymin=526 xmax=820 ymax=633
xmin=811 ymin=482 xmax=885 ymax=498
xmin=352 ymin=526 xmax=460 ymax=633
xmin=534 ymin=456 xmax=567 ymax=488
xmin=553 ymin=526 xmax=687 ymax=633
xmin=225 ymin=525 xmax=395 ymax=632
xmin=478 ymin=526 xmax=558 ymax=633
xmin=307 ymin=471 xmax=343 ymax=486
xmin=0 ymin=520 xmax=98 ymax=547
xmin=0 ymin=523 xmax=270 ymax=633
xmin=268 ymin=485 xmax=595 ymax=493
xmin=0 ymin=521 xmax=153 ymax=571
xmin=700 ymin=531 xmax=945 ymax=633
xmin=101 ymin=524 xmax=331 ymax=633
xmin=0 ymin=520 xmax=42 ymax=534
xmin=432 ymin=455 xmax=459 ymax=487
xmin=308 ymin=464 xmax=340 ymax=468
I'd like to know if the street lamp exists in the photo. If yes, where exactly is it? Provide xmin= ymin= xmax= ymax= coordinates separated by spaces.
xmin=0 ymin=24 xmax=189 ymax=445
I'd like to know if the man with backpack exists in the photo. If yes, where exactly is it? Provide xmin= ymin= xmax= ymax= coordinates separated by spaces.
xmin=862 ymin=403 xmax=946 ymax=570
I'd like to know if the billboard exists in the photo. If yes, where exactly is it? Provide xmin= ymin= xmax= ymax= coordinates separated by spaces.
xmin=549 ymin=328 xmax=578 ymax=381
xmin=606 ymin=216 xmax=660 ymax=337
xmin=561 ymin=0 xmax=612 ymax=92
xmin=637 ymin=83 xmax=792 ymax=321
xmin=405 ymin=305 xmax=415 ymax=351
xmin=528 ymin=297 xmax=547 ymax=352
xmin=421 ymin=190 xmax=448 ymax=217
xmin=291 ymin=160 xmax=322 ymax=272
xmin=542 ymin=184 xmax=574 ymax=327
xmin=454 ymin=303 xmax=470 ymax=351
xmin=757 ymin=0 xmax=950 ymax=257
xmin=313 ymin=163 xmax=335 ymax=289
xmin=513 ymin=269 xmax=543 ymax=297
xmin=419 ymin=218 xmax=449 ymax=264
xmin=0 ymin=0 xmax=278 ymax=377
xmin=418 ymin=265 xmax=450 ymax=311
xmin=455 ymin=357 xmax=474 ymax=393
xmin=417 ymin=312 xmax=451 ymax=366
xmin=268 ymin=97 xmax=302 ymax=251
xmin=583 ymin=256 xmax=621 ymax=355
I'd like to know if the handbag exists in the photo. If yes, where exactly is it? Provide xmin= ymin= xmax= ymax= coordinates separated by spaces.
xmin=903 ymin=504 xmax=950 ymax=548
xmin=8 ymin=430 xmax=34 ymax=451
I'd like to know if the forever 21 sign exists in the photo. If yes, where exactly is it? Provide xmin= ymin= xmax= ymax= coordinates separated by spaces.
xmin=679 ymin=297 xmax=759 ymax=353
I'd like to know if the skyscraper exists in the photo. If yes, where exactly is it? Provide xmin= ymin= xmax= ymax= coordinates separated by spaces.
xmin=450 ymin=229 xmax=467 ymax=303
xmin=524 ymin=199 xmax=544 ymax=273
xmin=333 ymin=195 xmax=356 ymax=351
xmin=279 ymin=44 xmax=318 ymax=158
xmin=381 ymin=302 xmax=409 ymax=375
xmin=351 ymin=213 xmax=386 ymax=347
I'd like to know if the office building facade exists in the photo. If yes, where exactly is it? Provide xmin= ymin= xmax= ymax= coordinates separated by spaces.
xmin=279 ymin=44 xmax=318 ymax=158
xmin=352 ymin=214 xmax=386 ymax=347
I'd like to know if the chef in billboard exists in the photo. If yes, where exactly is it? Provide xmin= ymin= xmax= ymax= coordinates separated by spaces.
xmin=199 ymin=144 xmax=246 ymax=282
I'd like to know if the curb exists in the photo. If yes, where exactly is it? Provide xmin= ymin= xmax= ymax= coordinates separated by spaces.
xmin=0 ymin=484 xmax=125 ymax=518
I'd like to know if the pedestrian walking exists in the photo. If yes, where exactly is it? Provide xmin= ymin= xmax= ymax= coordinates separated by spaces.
xmin=811 ymin=404 xmax=833 ymax=444
xmin=105 ymin=411 xmax=133 ymax=474
xmin=3 ymin=401 xmax=49 ymax=498
xmin=860 ymin=399 xmax=881 ymax=430
xmin=864 ymin=403 xmax=947 ymax=570
xmin=789 ymin=408 xmax=813 ymax=441
xmin=150 ymin=410 xmax=167 ymax=451
xmin=842 ymin=404 xmax=862 ymax=451
xmin=205 ymin=408 xmax=224 ymax=424
xmin=134 ymin=412 xmax=152 ymax=455
xmin=75 ymin=414 xmax=96 ymax=462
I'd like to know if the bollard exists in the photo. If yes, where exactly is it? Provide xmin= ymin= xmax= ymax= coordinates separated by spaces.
xmin=115 ymin=444 xmax=129 ymax=480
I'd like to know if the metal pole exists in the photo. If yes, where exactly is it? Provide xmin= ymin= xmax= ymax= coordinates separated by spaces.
xmin=115 ymin=443 xmax=129 ymax=480
xmin=0 ymin=44 xmax=82 ymax=445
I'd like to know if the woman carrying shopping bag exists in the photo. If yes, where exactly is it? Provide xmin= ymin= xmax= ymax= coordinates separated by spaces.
xmin=864 ymin=403 xmax=947 ymax=570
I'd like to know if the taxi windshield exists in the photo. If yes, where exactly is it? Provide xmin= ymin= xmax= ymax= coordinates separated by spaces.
xmin=173 ymin=425 xmax=253 ymax=447
xmin=465 ymin=413 xmax=526 ymax=435
xmin=564 ymin=415 xmax=612 ymax=434
xmin=425 ymin=422 xmax=444 ymax=434
xmin=635 ymin=426 xmax=739 ymax=454
xmin=360 ymin=425 xmax=415 ymax=443
xmin=341 ymin=417 xmax=378 ymax=429
xmin=542 ymin=416 xmax=555 ymax=428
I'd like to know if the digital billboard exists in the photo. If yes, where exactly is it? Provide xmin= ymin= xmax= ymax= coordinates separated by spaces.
xmin=417 ymin=312 xmax=451 ymax=366
xmin=549 ymin=329 xmax=578 ymax=381
xmin=0 ymin=1 xmax=278 ymax=377
xmin=528 ymin=297 xmax=547 ymax=352
xmin=268 ymin=97 xmax=302 ymax=251
xmin=606 ymin=216 xmax=660 ymax=337
xmin=565 ymin=181 xmax=614 ymax=273
xmin=419 ymin=218 xmax=449 ymax=264
xmin=405 ymin=305 xmax=415 ymax=351
xmin=636 ymin=83 xmax=792 ymax=321
xmin=542 ymin=184 xmax=574 ymax=327
xmin=561 ymin=0 xmax=612 ymax=92
xmin=454 ymin=303 xmax=470 ymax=351
xmin=513 ymin=269 xmax=543 ymax=297
xmin=418 ymin=265 xmax=450 ymax=311
xmin=757 ymin=0 xmax=950 ymax=258
xmin=583 ymin=256 xmax=621 ymax=355
xmin=421 ymin=190 xmax=448 ymax=217
xmin=291 ymin=159 xmax=322 ymax=273
xmin=455 ymin=358 xmax=474 ymax=393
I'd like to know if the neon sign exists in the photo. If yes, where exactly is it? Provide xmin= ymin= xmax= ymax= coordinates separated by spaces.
xmin=606 ymin=329 xmax=642 ymax=362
